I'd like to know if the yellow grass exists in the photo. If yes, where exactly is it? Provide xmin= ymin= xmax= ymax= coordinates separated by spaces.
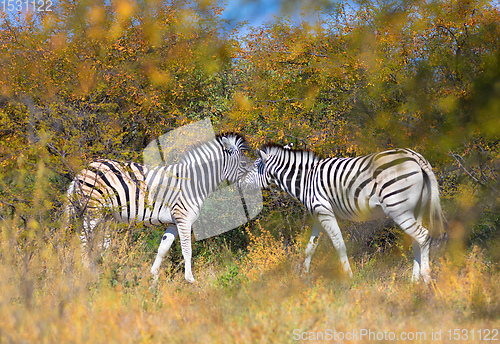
xmin=1 ymin=216 xmax=499 ymax=344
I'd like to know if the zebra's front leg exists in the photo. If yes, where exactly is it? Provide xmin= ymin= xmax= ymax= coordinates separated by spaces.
xmin=303 ymin=220 xmax=322 ymax=273
xmin=151 ymin=224 xmax=178 ymax=280
xmin=175 ymin=221 xmax=196 ymax=283
xmin=317 ymin=212 xmax=353 ymax=277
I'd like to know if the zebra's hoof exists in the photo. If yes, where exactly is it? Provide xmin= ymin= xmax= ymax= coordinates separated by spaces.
xmin=151 ymin=269 xmax=160 ymax=280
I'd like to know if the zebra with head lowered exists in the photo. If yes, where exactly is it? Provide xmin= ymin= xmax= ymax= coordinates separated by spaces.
xmin=240 ymin=144 xmax=445 ymax=283
xmin=66 ymin=133 xmax=250 ymax=283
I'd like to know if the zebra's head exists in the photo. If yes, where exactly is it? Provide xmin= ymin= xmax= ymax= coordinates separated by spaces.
xmin=239 ymin=145 xmax=278 ymax=190
xmin=218 ymin=133 xmax=251 ymax=184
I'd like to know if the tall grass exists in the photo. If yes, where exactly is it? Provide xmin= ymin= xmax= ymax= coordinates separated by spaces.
xmin=1 ymin=211 xmax=499 ymax=343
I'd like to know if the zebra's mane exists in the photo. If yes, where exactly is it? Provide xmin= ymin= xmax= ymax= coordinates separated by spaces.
xmin=216 ymin=132 xmax=250 ymax=152
xmin=260 ymin=143 xmax=321 ymax=160
xmin=178 ymin=132 xmax=249 ymax=164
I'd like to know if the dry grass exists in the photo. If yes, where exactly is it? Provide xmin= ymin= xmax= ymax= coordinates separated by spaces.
xmin=1 ymin=215 xmax=499 ymax=344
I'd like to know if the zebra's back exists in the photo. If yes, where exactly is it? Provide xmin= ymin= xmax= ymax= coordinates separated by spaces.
xmin=313 ymin=149 xmax=435 ymax=223
xmin=72 ymin=159 xmax=186 ymax=226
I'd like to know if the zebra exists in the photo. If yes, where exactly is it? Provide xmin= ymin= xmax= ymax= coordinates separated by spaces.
xmin=66 ymin=133 xmax=250 ymax=283
xmin=239 ymin=144 xmax=445 ymax=283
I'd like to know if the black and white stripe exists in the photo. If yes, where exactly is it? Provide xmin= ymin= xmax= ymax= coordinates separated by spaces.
xmin=240 ymin=144 xmax=444 ymax=282
xmin=66 ymin=133 xmax=250 ymax=283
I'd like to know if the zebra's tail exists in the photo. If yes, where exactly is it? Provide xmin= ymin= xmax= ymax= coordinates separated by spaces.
xmin=420 ymin=161 xmax=446 ymax=239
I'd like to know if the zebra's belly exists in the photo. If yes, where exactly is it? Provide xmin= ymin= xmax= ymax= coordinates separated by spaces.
xmin=334 ymin=198 xmax=386 ymax=222
xmin=354 ymin=205 xmax=385 ymax=222
xmin=111 ymin=206 xmax=175 ymax=227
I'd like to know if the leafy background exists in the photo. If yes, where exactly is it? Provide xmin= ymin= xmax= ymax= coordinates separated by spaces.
xmin=0 ymin=0 xmax=499 ymax=342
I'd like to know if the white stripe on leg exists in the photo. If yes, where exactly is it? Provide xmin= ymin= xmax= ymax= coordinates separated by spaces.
xmin=151 ymin=225 xmax=178 ymax=279
xmin=303 ymin=220 xmax=321 ymax=273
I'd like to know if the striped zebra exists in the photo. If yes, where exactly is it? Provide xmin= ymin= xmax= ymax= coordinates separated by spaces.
xmin=66 ymin=133 xmax=250 ymax=283
xmin=240 ymin=144 xmax=445 ymax=283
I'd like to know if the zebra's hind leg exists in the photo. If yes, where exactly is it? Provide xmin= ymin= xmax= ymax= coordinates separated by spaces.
xmin=80 ymin=228 xmax=91 ymax=269
xmin=80 ymin=211 xmax=107 ymax=269
xmin=151 ymin=224 xmax=178 ymax=280
xmin=303 ymin=220 xmax=322 ymax=273
xmin=411 ymin=239 xmax=422 ymax=281
xmin=393 ymin=216 xmax=432 ymax=283
xmin=412 ymin=234 xmax=431 ymax=283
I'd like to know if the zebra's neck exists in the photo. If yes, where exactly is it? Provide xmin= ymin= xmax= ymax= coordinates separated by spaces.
xmin=270 ymin=148 xmax=318 ymax=203
xmin=179 ymin=138 xmax=220 ymax=165
xmin=178 ymin=139 xmax=228 ymax=198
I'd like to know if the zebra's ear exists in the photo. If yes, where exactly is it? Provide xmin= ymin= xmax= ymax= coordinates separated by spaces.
xmin=258 ymin=150 xmax=268 ymax=163
xmin=221 ymin=137 xmax=238 ymax=154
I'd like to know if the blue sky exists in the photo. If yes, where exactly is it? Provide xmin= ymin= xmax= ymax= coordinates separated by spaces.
xmin=222 ymin=0 xmax=284 ymax=27
xmin=220 ymin=0 xmax=334 ymax=35
xmin=220 ymin=0 xmax=320 ymax=33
